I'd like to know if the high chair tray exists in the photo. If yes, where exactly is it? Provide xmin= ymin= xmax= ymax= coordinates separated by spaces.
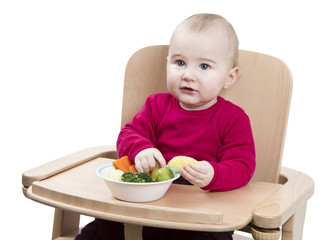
xmin=24 ymin=156 xmax=281 ymax=231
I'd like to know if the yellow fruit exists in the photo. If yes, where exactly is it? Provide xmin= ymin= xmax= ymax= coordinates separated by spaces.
xmin=167 ymin=156 xmax=198 ymax=171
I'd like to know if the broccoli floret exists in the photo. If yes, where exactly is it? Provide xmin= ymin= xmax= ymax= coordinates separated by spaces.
xmin=120 ymin=172 xmax=154 ymax=183
xmin=136 ymin=172 xmax=154 ymax=183
xmin=120 ymin=172 xmax=135 ymax=182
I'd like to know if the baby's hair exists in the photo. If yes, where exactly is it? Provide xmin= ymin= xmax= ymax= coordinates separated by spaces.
xmin=174 ymin=13 xmax=239 ymax=68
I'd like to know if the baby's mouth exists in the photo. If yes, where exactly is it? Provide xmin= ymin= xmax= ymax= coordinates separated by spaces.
xmin=180 ymin=86 xmax=197 ymax=93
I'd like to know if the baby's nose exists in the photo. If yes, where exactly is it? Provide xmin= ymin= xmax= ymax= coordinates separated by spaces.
xmin=182 ymin=68 xmax=196 ymax=82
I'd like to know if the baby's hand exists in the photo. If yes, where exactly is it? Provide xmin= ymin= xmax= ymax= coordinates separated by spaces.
xmin=180 ymin=161 xmax=214 ymax=188
xmin=134 ymin=148 xmax=166 ymax=173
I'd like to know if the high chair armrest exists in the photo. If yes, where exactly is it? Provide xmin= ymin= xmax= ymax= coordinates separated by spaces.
xmin=22 ymin=145 xmax=118 ymax=188
xmin=252 ymin=167 xmax=314 ymax=228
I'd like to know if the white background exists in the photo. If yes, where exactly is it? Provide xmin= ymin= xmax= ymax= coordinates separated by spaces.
xmin=1 ymin=0 xmax=326 ymax=239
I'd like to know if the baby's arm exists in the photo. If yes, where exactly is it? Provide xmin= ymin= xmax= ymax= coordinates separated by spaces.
xmin=134 ymin=148 xmax=166 ymax=173
xmin=117 ymin=95 xmax=168 ymax=167
xmin=180 ymin=161 xmax=214 ymax=188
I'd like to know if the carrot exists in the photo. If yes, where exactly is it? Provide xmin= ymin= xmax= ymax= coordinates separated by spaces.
xmin=112 ymin=156 xmax=137 ymax=173
xmin=128 ymin=164 xmax=137 ymax=173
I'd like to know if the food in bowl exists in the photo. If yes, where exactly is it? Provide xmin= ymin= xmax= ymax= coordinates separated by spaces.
xmin=108 ymin=167 xmax=175 ymax=183
xmin=112 ymin=156 xmax=137 ymax=173
xmin=120 ymin=172 xmax=155 ymax=183
xmin=108 ymin=169 xmax=124 ymax=181
xmin=110 ymin=156 xmax=175 ymax=183
xmin=96 ymin=163 xmax=180 ymax=202
xmin=153 ymin=167 xmax=174 ymax=182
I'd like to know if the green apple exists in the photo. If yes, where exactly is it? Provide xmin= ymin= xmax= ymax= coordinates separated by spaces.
xmin=155 ymin=167 xmax=174 ymax=182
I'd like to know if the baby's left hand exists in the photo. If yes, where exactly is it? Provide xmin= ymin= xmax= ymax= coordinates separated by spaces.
xmin=180 ymin=161 xmax=214 ymax=188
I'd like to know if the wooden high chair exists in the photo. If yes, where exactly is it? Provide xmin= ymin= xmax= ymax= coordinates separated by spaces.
xmin=22 ymin=46 xmax=314 ymax=240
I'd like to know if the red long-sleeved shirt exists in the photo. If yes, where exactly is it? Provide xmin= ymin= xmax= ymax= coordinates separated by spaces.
xmin=117 ymin=93 xmax=255 ymax=191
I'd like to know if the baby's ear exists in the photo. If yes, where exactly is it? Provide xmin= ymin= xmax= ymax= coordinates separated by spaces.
xmin=224 ymin=67 xmax=238 ymax=89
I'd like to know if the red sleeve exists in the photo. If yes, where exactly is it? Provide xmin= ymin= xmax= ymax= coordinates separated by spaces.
xmin=116 ymin=94 xmax=168 ymax=163
xmin=202 ymin=111 xmax=256 ymax=192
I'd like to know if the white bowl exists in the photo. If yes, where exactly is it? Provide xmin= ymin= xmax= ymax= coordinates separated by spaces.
xmin=96 ymin=163 xmax=180 ymax=202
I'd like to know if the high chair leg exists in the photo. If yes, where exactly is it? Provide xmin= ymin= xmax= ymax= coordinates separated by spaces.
xmin=124 ymin=223 xmax=143 ymax=240
xmin=281 ymin=203 xmax=307 ymax=240
xmin=52 ymin=208 xmax=80 ymax=240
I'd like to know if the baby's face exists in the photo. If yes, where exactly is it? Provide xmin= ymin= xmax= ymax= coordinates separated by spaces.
xmin=167 ymin=26 xmax=235 ymax=110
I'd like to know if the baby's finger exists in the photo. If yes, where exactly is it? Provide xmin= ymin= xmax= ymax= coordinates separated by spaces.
xmin=154 ymin=151 xmax=166 ymax=168
xmin=141 ymin=158 xmax=151 ymax=173
xmin=147 ymin=156 xmax=157 ymax=170
xmin=180 ymin=167 xmax=202 ymax=186
xmin=188 ymin=161 xmax=204 ymax=171
xmin=184 ymin=164 xmax=205 ymax=179
xmin=134 ymin=159 xmax=144 ymax=173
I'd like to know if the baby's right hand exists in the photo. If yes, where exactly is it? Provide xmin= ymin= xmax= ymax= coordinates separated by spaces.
xmin=134 ymin=148 xmax=166 ymax=173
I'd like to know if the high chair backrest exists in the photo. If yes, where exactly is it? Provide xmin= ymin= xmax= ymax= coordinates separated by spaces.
xmin=121 ymin=45 xmax=292 ymax=183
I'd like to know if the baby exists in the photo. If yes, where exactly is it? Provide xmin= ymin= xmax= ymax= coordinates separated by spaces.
xmin=76 ymin=13 xmax=255 ymax=240
xmin=118 ymin=13 xmax=255 ymax=192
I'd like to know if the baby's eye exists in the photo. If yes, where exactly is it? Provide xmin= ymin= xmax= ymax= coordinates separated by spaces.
xmin=176 ymin=60 xmax=185 ymax=67
xmin=200 ymin=64 xmax=210 ymax=70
